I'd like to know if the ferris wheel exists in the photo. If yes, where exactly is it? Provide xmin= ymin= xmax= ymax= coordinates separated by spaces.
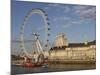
xmin=19 ymin=8 xmax=50 ymax=56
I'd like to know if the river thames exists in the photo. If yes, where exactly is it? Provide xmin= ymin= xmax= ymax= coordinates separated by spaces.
xmin=11 ymin=63 xmax=95 ymax=75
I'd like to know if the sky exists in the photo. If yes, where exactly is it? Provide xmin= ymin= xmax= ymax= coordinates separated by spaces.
xmin=11 ymin=0 xmax=96 ymax=54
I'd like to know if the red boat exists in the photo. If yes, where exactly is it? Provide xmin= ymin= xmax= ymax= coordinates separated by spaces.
xmin=21 ymin=53 xmax=48 ymax=67
xmin=23 ymin=59 xmax=48 ymax=67
xmin=23 ymin=63 xmax=35 ymax=67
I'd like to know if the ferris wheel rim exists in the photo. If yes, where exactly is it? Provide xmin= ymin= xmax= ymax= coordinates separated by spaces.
xmin=20 ymin=8 xmax=50 ymax=52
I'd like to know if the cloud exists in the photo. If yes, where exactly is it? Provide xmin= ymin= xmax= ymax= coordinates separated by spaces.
xmin=48 ymin=4 xmax=60 ymax=7
xmin=52 ymin=16 xmax=70 ymax=22
xmin=43 ymin=3 xmax=61 ymax=11
xmin=44 ymin=4 xmax=60 ymax=11
xmin=51 ymin=16 xmax=84 ymax=29
xmin=62 ymin=19 xmax=84 ymax=28
xmin=44 ymin=4 xmax=96 ymax=19
xmin=44 ymin=7 xmax=49 ymax=10
xmin=61 ymin=6 xmax=71 ymax=13
xmin=73 ymin=5 xmax=96 ymax=19
xmin=44 ymin=3 xmax=71 ymax=13
xmin=44 ymin=4 xmax=95 ymax=29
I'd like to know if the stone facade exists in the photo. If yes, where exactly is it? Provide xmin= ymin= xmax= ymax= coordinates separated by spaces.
xmin=49 ymin=33 xmax=96 ymax=63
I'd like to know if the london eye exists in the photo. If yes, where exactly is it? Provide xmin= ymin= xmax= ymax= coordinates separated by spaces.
xmin=19 ymin=8 xmax=50 ymax=58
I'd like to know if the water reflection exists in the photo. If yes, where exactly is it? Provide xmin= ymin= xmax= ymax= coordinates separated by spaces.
xmin=11 ymin=63 xmax=96 ymax=75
